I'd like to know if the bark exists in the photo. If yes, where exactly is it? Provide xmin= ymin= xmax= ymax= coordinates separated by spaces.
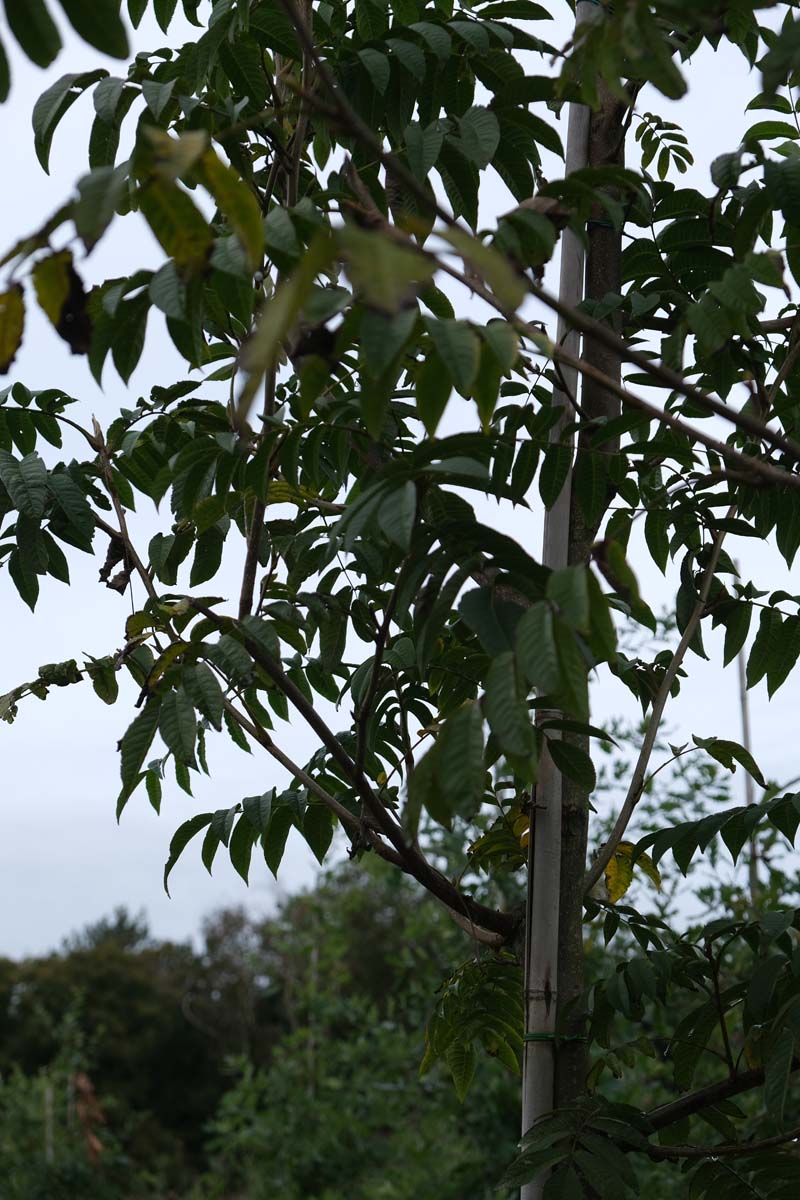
xmin=555 ymin=79 xmax=627 ymax=1110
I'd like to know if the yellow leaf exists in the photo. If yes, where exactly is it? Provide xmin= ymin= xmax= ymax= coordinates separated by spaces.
xmin=143 ymin=127 xmax=209 ymax=182
xmin=604 ymin=845 xmax=635 ymax=903
xmin=32 ymin=250 xmax=73 ymax=326
xmin=195 ymin=148 xmax=264 ymax=272
xmin=0 ymin=285 xmax=25 ymax=373
xmin=603 ymin=842 xmax=662 ymax=904
xmin=634 ymin=848 xmax=662 ymax=891
xmin=441 ymin=227 xmax=526 ymax=310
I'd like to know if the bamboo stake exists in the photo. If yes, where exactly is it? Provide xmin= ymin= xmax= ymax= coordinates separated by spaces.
xmin=737 ymin=648 xmax=759 ymax=907
xmin=521 ymin=5 xmax=599 ymax=1194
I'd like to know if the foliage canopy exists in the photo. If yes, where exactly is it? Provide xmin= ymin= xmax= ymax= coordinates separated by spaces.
xmin=5 ymin=0 xmax=800 ymax=1193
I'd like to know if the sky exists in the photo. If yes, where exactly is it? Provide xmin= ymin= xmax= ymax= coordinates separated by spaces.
xmin=0 ymin=2 xmax=798 ymax=958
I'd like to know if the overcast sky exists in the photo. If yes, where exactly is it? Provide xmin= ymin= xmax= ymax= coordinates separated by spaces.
xmin=0 ymin=2 xmax=798 ymax=958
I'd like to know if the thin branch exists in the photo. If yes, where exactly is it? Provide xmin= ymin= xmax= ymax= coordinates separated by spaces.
xmin=437 ymin=259 xmax=800 ymax=495
xmin=707 ymin=945 xmax=736 ymax=1076
xmin=238 ymin=369 xmax=276 ymax=620
xmin=92 ymin=420 xmax=158 ymax=604
xmin=647 ymin=1061 xmax=799 ymax=1132
xmin=645 ymin=1124 xmax=800 ymax=1161
xmin=355 ymin=580 xmax=402 ymax=776
xmin=192 ymin=602 xmax=516 ymax=938
xmin=277 ymin=0 xmax=453 ymax=227
xmin=766 ymin=316 xmax=800 ymax=408
xmin=228 ymin=699 xmax=507 ymax=945
xmin=278 ymin=0 xmax=800 ymax=476
xmin=225 ymin=699 xmax=370 ymax=837
xmin=583 ymin=514 xmax=732 ymax=895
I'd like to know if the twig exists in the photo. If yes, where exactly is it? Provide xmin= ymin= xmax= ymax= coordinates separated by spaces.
xmin=645 ymin=1124 xmax=800 ymax=1161
xmin=228 ymin=700 xmax=506 ymax=945
xmin=707 ymin=945 xmax=736 ymax=1075
xmin=192 ymin=601 xmax=515 ymax=938
xmin=355 ymin=581 xmax=402 ymax=776
xmin=583 ymin=513 xmax=732 ymax=895
xmin=276 ymin=0 xmax=453 ymax=226
xmin=93 ymin=419 xmax=158 ymax=603
xmin=646 ymin=1064 xmax=778 ymax=1131
xmin=765 ymin=315 xmax=800 ymax=408
xmin=238 ymin=369 xmax=276 ymax=619
xmin=436 ymin=259 xmax=800 ymax=495
xmin=275 ymin=0 xmax=800 ymax=469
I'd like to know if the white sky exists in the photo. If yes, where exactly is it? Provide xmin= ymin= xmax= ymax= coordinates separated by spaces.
xmin=0 ymin=2 xmax=798 ymax=957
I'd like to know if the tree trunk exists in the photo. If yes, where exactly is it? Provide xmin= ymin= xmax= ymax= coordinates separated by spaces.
xmin=555 ymin=78 xmax=627 ymax=1109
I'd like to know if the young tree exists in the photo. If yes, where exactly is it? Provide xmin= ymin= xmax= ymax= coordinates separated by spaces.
xmin=4 ymin=0 xmax=800 ymax=1194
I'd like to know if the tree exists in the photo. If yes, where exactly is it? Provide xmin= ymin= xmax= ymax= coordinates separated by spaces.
xmin=4 ymin=0 xmax=800 ymax=1194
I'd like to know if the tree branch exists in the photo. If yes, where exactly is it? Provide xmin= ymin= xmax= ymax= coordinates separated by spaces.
xmin=436 ymin=259 xmax=800 ymax=495
xmin=193 ymin=603 xmax=516 ymax=939
xmin=645 ymin=1124 xmax=800 ymax=1161
xmin=583 ymin=515 xmax=731 ymax=895
xmin=93 ymin=420 xmax=158 ymax=604
xmin=647 ymin=1061 xmax=800 ymax=1132
xmin=227 ymin=699 xmax=508 ymax=945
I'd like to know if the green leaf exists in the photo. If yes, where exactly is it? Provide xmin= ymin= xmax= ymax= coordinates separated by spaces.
xmin=127 ymin=0 xmax=147 ymax=26
xmin=764 ymin=1027 xmax=794 ymax=1128
xmin=553 ymin=618 xmax=589 ymax=720
xmin=358 ymin=47 xmax=390 ymax=93
xmin=57 ymin=0 xmax=129 ymax=58
xmin=340 ymin=227 xmax=435 ymax=313
xmin=516 ymin=601 xmax=560 ymax=692
xmin=4 ymin=0 xmax=62 ymax=68
xmin=32 ymin=70 xmax=107 ymax=173
xmin=138 ymin=177 xmax=213 ymax=280
xmin=190 ymin=525 xmax=225 ymax=586
xmin=195 ymin=148 xmax=264 ymax=272
xmin=0 ymin=286 xmax=24 ymax=372
xmin=303 ymin=804 xmax=334 ymax=864
xmin=377 ymin=481 xmax=416 ymax=550
xmin=163 ymin=812 xmax=213 ymax=895
xmin=243 ymin=791 xmax=273 ymax=835
xmin=145 ymin=769 xmax=162 ymax=813
xmin=546 ymin=566 xmax=589 ymax=632
xmin=182 ymin=661 xmax=224 ymax=731
xmin=262 ymin=804 xmax=293 ymax=877
xmin=238 ymin=230 xmax=334 ymax=420
xmin=74 ymin=163 xmax=129 ymax=252
xmin=721 ymin=603 xmax=751 ymax=668
xmin=0 ymin=450 xmax=47 ymax=518
xmin=445 ymin=1040 xmax=477 ymax=1102
xmin=538 ymin=442 xmax=572 ymax=509
xmin=48 ymin=470 xmax=94 ymax=549
xmin=415 ymin=350 xmax=451 ymax=434
xmin=229 ymin=813 xmax=257 ymax=882
xmin=159 ymin=687 xmax=197 ymax=767
xmin=118 ymin=698 xmax=161 ymax=813
xmin=154 ymin=0 xmax=178 ymax=30
xmin=86 ymin=657 xmax=119 ymax=705
xmin=694 ymin=736 xmax=767 ymax=788
xmin=201 ymin=823 xmax=220 ymax=873
xmin=405 ymin=120 xmax=444 ymax=178
xmin=484 ymin=652 xmax=533 ymax=759
xmin=458 ymin=106 xmax=500 ymax=169
xmin=425 ymin=318 xmax=480 ymax=397
xmin=548 ymin=738 xmax=596 ymax=791
xmin=356 ymin=0 xmax=388 ymax=40
xmin=746 ymin=607 xmax=782 ymax=689
xmin=438 ymin=699 xmax=486 ymax=820
xmin=767 ymin=613 xmax=800 ymax=697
